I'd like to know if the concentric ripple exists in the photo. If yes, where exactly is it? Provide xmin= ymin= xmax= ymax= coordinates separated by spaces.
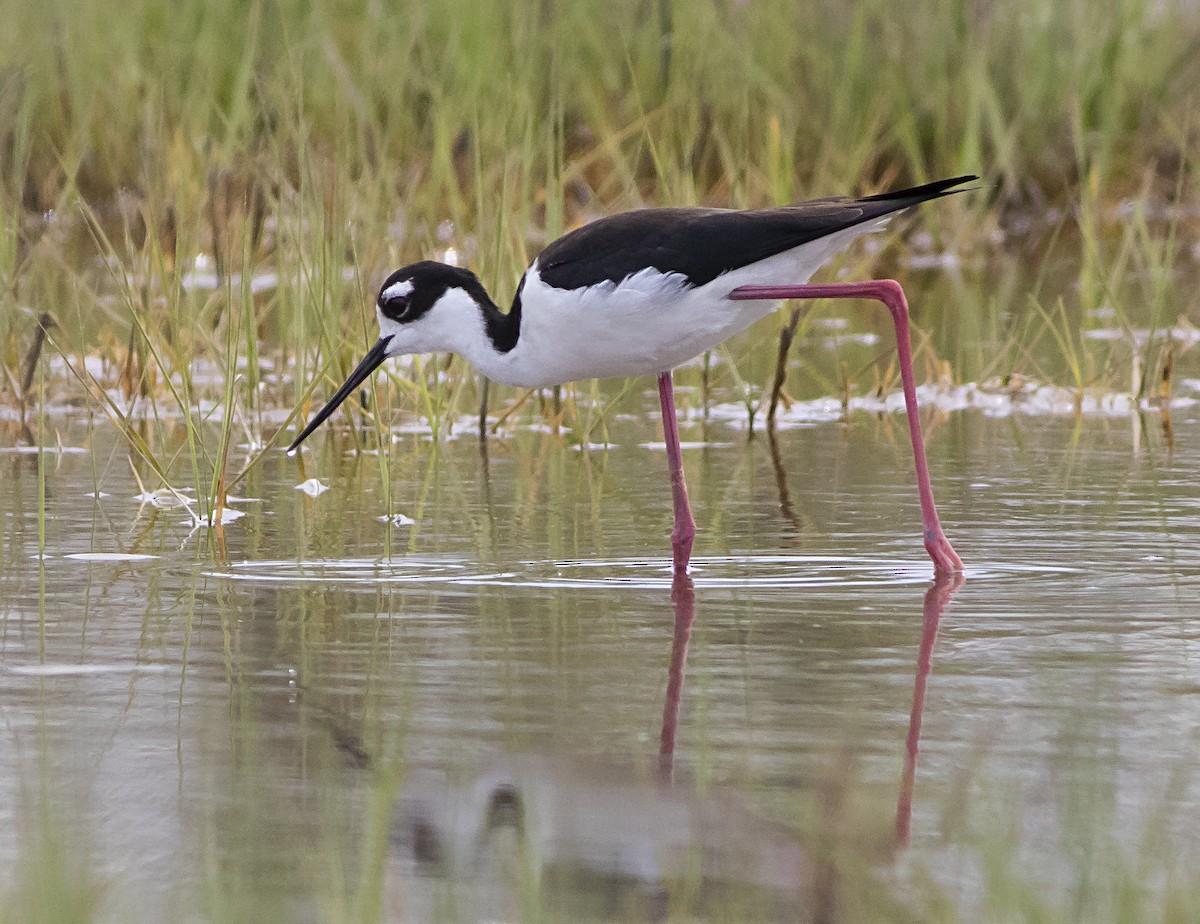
xmin=517 ymin=555 xmax=1073 ymax=590
xmin=203 ymin=554 xmax=1071 ymax=591
xmin=204 ymin=557 xmax=518 ymax=586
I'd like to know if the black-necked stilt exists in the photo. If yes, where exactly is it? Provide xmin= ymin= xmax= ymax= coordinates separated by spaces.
xmin=288 ymin=176 xmax=974 ymax=575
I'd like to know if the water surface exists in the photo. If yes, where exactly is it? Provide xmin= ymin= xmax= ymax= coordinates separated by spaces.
xmin=2 ymin=401 xmax=1199 ymax=920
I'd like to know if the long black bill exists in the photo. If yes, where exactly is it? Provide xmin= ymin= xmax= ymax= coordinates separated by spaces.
xmin=286 ymin=336 xmax=393 ymax=454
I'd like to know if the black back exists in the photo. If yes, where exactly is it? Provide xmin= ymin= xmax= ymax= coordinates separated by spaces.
xmin=535 ymin=176 xmax=976 ymax=291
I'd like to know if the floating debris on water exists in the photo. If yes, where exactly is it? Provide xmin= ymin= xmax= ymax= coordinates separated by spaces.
xmin=4 ymin=663 xmax=174 ymax=677
xmin=809 ymin=331 xmax=880 ymax=349
xmin=378 ymin=513 xmax=416 ymax=526
xmin=902 ymin=251 xmax=962 ymax=270
xmin=191 ymin=507 xmax=246 ymax=527
xmin=134 ymin=489 xmax=195 ymax=508
xmin=711 ymin=378 xmax=1199 ymax=429
xmin=180 ymin=269 xmax=280 ymax=295
xmin=295 ymin=478 xmax=330 ymax=496
xmin=213 ymin=508 xmax=246 ymax=525
xmin=0 ymin=446 xmax=88 ymax=455
xmin=1083 ymin=323 xmax=1200 ymax=346
xmin=640 ymin=441 xmax=735 ymax=450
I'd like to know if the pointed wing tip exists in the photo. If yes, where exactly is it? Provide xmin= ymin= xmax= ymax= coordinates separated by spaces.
xmin=931 ymin=174 xmax=982 ymax=197
xmin=866 ymin=174 xmax=982 ymax=204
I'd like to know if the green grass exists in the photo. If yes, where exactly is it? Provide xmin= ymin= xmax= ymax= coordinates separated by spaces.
xmin=0 ymin=0 xmax=1197 ymax=470
xmin=3 ymin=0 xmax=1193 ymax=209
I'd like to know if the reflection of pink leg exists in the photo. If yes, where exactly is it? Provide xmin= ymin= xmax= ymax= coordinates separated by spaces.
xmin=659 ymin=573 xmax=696 ymax=782
xmin=730 ymin=281 xmax=963 ymax=575
xmin=895 ymin=572 xmax=964 ymax=846
xmin=658 ymin=372 xmax=696 ymax=575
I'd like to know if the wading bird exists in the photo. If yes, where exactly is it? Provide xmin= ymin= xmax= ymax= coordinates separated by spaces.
xmin=288 ymin=177 xmax=973 ymax=575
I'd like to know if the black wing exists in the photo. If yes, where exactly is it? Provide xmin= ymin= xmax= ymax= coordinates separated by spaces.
xmin=535 ymin=175 xmax=976 ymax=290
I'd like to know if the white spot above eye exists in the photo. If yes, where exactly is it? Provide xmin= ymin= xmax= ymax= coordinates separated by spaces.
xmin=381 ymin=279 xmax=414 ymax=302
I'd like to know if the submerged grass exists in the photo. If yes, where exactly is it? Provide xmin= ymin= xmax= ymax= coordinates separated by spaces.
xmin=1 ymin=807 xmax=97 ymax=924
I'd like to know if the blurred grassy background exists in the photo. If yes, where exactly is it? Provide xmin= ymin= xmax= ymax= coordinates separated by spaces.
xmin=3 ymin=0 xmax=1195 ymax=216
xmin=0 ymin=0 xmax=1196 ymax=466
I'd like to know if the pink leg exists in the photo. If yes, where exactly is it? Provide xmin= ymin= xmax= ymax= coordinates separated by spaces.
xmin=730 ymin=280 xmax=963 ymax=574
xmin=658 ymin=371 xmax=696 ymax=574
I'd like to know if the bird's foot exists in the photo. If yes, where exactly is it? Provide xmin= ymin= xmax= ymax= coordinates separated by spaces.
xmin=925 ymin=529 xmax=964 ymax=576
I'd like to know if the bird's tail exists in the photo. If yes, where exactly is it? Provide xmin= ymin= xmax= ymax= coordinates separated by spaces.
xmin=860 ymin=175 xmax=979 ymax=207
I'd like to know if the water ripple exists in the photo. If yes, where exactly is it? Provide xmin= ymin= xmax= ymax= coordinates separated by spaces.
xmin=202 ymin=554 xmax=1072 ymax=591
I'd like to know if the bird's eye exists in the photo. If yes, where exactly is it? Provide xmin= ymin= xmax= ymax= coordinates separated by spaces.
xmin=379 ymin=277 xmax=418 ymax=321
xmin=381 ymin=294 xmax=410 ymax=320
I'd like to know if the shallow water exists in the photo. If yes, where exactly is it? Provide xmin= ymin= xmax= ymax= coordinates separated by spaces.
xmin=2 ymin=399 xmax=1200 ymax=920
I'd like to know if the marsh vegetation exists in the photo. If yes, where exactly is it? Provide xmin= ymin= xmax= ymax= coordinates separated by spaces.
xmin=3 ymin=0 xmax=1200 ymax=921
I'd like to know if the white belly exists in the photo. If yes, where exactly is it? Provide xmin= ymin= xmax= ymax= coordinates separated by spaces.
xmin=495 ymin=273 xmax=772 ymax=386
xmin=484 ymin=220 xmax=886 ymax=388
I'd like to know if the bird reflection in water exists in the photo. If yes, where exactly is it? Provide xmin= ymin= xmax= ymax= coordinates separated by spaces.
xmin=377 ymin=571 xmax=962 ymax=919
xmin=895 ymin=572 xmax=965 ymax=847
xmin=657 ymin=573 xmax=695 ymax=783
xmin=657 ymin=570 xmax=964 ymax=847
xmin=389 ymin=578 xmax=808 ymax=920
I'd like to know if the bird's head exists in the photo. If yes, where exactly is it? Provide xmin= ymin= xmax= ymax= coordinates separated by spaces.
xmin=375 ymin=261 xmax=492 ymax=357
xmin=287 ymin=260 xmax=488 ymax=453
